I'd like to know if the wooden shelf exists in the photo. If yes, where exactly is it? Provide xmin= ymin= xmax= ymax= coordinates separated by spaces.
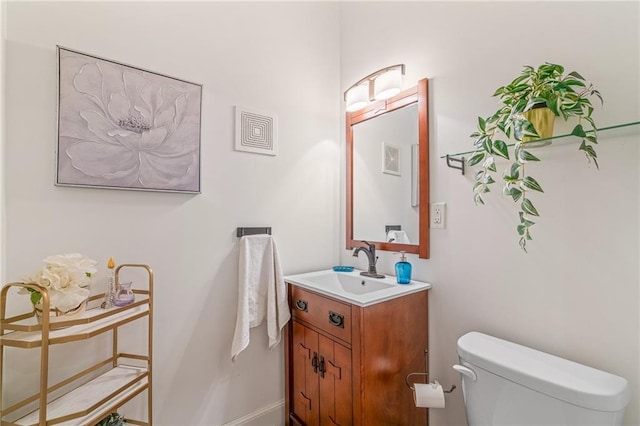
xmin=9 ymin=366 xmax=148 ymax=426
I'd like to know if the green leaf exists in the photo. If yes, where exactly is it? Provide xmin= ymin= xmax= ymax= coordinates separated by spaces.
xmin=484 ymin=175 xmax=495 ymax=185
xmin=593 ymin=90 xmax=604 ymax=104
xmin=563 ymin=78 xmax=586 ymax=88
xmin=583 ymin=115 xmax=596 ymax=129
xmin=514 ymin=117 xmax=538 ymax=141
xmin=492 ymin=140 xmax=510 ymax=159
xmin=482 ymin=155 xmax=495 ymax=169
xmin=482 ymin=138 xmax=493 ymax=153
xmin=510 ymin=187 xmax=523 ymax=202
xmin=584 ymin=144 xmax=598 ymax=158
xmin=519 ymin=237 xmax=528 ymax=252
xmin=519 ymin=212 xmax=535 ymax=227
xmin=473 ymin=193 xmax=485 ymax=205
xmin=568 ymin=71 xmax=585 ymax=80
xmin=571 ymin=124 xmax=587 ymax=138
xmin=547 ymin=97 xmax=560 ymax=116
xmin=580 ymin=143 xmax=600 ymax=170
xmin=478 ymin=116 xmax=486 ymax=132
xmin=30 ymin=291 xmax=42 ymax=305
xmin=474 ymin=170 xmax=485 ymax=181
xmin=521 ymin=198 xmax=540 ymax=216
xmin=518 ymin=149 xmax=541 ymax=162
xmin=467 ymin=151 xmax=486 ymax=166
xmin=510 ymin=162 xmax=521 ymax=179
xmin=473 ymin=135 xmax=488 ymax=148
xmin=522 ymin=176 xmax=544 ymax=193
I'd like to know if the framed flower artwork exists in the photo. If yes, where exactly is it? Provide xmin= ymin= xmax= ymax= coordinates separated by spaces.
xmin=56 ymin=46 xmax=202 ymax=193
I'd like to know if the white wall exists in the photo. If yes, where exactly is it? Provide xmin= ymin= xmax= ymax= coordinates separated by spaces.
xmin=4 ymin=1 xmax=340 ymax=424
xmin=340 ymin=2 xmax=639 ymax=425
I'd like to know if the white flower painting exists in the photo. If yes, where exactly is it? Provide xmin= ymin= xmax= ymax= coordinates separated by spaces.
xmin=56 ymin=47 xmax=202 ymax=193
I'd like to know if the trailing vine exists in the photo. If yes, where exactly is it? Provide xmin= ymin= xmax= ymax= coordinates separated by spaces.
xmin=467 ymin=63 xmax=602 ymax=251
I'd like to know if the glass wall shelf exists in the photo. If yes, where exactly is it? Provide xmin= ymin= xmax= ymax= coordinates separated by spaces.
xmin=442 ymin=120 xmax=640 ymax=175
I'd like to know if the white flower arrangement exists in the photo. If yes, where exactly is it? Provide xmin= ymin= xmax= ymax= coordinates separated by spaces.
xmin=20 ymin=253 xmax=98 ymax=313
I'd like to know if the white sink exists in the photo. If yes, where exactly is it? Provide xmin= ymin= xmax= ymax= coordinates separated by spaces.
xmin=284 ymin=269 xmax=432 ymax=307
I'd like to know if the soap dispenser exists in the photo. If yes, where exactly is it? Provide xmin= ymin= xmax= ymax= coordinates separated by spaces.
xmin=395 ymin=251 xmax=412 ymax=284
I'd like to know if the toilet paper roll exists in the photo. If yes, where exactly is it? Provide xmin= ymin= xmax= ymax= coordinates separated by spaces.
xmin=413 ymin=381 xmax=445 ymax=408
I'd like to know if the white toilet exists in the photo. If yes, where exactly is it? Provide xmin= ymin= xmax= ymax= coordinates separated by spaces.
xmin=453 ymin=332 xmax=630 ymax=426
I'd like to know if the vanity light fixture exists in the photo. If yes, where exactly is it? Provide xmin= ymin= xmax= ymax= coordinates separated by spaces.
xmin=344 ymin=64 xmax=405 ymax=112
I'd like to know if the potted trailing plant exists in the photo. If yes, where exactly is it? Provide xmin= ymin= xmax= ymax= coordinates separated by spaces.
xmin=467 ymin=63 xmax=602 ymax=251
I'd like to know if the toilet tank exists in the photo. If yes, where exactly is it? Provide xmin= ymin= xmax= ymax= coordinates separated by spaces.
xmin=456 ymin=332 xmax=631 ymax=426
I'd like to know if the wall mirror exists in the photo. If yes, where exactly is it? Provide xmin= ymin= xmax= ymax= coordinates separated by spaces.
xmin=346 ymin=78 xmax=429 ymax=258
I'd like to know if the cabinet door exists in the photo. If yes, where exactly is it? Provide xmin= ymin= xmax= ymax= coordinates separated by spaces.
xmin=292 ymin=321 xmax=320 ymax=424
xmin=319 ymin=335 xmax=352 ymax=426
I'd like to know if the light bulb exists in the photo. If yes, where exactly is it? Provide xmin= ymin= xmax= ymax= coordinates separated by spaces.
xmin=346 ymin=81 xmax=370 ymax=112
xmin=373 ymin=68 xmax=403 ymax=100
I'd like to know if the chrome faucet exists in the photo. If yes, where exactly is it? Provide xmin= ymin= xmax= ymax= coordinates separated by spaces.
xmin=352 ymin=241 xmax=385 ymax=278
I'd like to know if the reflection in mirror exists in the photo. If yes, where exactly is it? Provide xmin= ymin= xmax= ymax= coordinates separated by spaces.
xmin=353 ymin=104 xmax=419 ymax=243
xmin=346 ymin=78 xmax=429 ymax=258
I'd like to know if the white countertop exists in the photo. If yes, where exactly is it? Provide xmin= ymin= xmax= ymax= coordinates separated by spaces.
xmin=284 ymin=269 xmax=431 ymax=307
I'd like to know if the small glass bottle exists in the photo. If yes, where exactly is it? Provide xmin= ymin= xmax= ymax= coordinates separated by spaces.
xmin=103 ymin=257 xmax=116 ymax=309
xmin=114 ymin=281 xmax=135 ymax=306
xmin=395 ymin=251 xmax=412 ymax=284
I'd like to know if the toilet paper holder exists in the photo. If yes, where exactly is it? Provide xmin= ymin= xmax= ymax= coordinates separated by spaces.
xmin=405 ymin=372 xmax=456 ymax=393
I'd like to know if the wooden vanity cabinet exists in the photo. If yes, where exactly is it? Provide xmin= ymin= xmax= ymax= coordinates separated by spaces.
xmin=285 ymin=284 xmax=429 ymax=426
xmin=291 ymin=321 xmax=352 ymax=425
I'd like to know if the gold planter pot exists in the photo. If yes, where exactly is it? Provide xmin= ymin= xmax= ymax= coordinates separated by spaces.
xmin=523 ymin=105 xmax=555 ymax=147
xmin=34 ymin=299 xmax=87 ymax=324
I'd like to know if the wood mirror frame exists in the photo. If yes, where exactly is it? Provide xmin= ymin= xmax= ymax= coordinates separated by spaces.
xmin=346 ymin=78 xmax=430 ymax=258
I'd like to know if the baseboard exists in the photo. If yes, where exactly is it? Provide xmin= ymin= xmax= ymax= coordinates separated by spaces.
xmin=222 ymin=400 xmax=285 ymax=426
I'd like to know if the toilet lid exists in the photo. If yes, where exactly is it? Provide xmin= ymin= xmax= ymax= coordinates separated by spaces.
xmin=457 ymin=332 xmax=631 ymax=412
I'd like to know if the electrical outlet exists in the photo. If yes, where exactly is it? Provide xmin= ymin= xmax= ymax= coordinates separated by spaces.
xmin=431 ymin=202 xmax=446 ymax=229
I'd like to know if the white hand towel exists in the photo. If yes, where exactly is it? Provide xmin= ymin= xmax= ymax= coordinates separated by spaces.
xmin=231 ymin=235 xmax=291 ymax=361
xmin=387 ymin=230 xmax=411 ymax=244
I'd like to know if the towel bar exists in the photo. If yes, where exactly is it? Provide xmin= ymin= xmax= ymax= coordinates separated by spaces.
xmin=236 ymin=227 xmax=272 ymax=237
xmin=385 ymin=225 xmax=402 ymax=233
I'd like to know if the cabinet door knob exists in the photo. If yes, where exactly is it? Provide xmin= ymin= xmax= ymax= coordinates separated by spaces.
xmin=328 ymin=311 xmax=344 ymax=328
xmin=312 ymin=352 xmax=319 ymax=374
xmin=295 ymin=299 xmax=308 ymax=312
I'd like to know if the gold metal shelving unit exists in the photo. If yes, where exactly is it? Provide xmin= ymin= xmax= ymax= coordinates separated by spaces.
xmin=0 ymin=264 xmax=153 ymax=426
xmin=442 ymin=120 xmax=640 ymax=175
